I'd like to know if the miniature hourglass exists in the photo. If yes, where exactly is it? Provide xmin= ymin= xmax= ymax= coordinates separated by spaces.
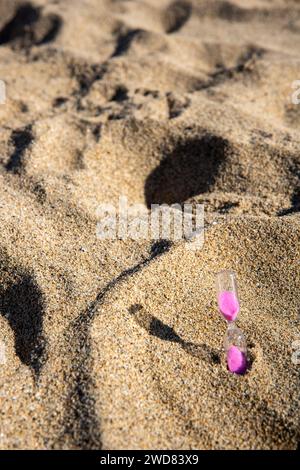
xmin=216 ymin=270 xmax=248 ymax=375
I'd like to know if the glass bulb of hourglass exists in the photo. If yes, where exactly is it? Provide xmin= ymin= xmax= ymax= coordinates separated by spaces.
xmin=216 ymin=270 xmax=240 ymax=322
xmin=224 ymin=323 xmax=248 ymax=375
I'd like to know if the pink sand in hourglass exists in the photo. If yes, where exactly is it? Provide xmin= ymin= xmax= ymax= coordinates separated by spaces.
xmin=227 ymin=345 xmax=247 ymax=374
xmin=217 ymin=290 xmax=239 ymax=322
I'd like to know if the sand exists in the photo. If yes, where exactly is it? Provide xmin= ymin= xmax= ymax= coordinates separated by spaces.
xmin=0 ymin=0 xmax=299 ymax=450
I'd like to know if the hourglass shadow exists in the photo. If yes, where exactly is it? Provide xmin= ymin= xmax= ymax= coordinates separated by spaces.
xmin=144 ymin=134 xmax=230 ymax=208
xmin=129 ymin=304 xmax=220 ymax=364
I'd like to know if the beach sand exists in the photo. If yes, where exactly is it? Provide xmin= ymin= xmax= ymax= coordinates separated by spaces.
xmin=0 ymin=0 xmax=299 ymax=449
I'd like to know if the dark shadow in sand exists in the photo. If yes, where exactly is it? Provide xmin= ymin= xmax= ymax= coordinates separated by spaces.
xmin=164 ymin=1 xmax=192 ymax=34
xmin=5 ymin=125 xmax=33 ymax=173
xmin=0 ymin=2 xmax=62 ymax=47
xmin=0 ymin=3 xmax=39 ymax=45
xmin=111 ymin=28 xmax=143 ymax=58
xmin=129 ymin=305 xmax=220 ymax=365
xmin=195 ymin=46 xmax=264 ymax=92
xmin=278 ymin=189 xmax=300 ymax=216
xmin=144 ymin=135 xmax=229 ymax=208
xmin=37 ymin=14 xmax=62 ymax=45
